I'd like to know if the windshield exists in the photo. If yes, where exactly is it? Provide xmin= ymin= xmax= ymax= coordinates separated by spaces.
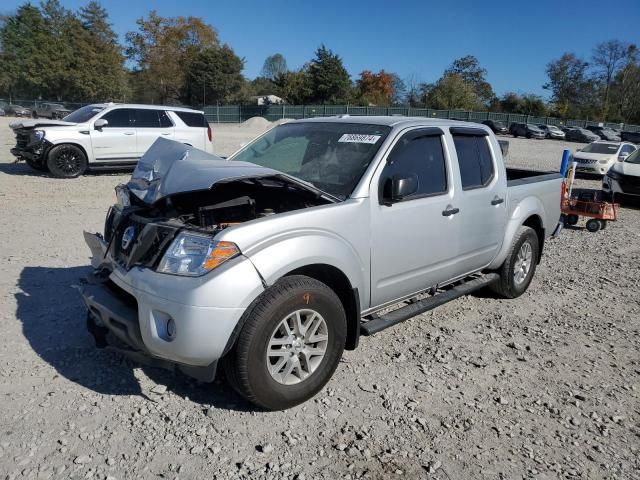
xmin=526 ymin=124 xmax=541 ymax=130
xmin=493 ymin=121 xmax=505 ymax=128
xmin=229 ymin=122 xmax=391 ymax=199
xmin=63 ymin=105 xmax=105 ymax=123
xmin=624 ymin=149 xmax=640 ymax=164
xmin=581 ymin=143 xmax=618 ymax=154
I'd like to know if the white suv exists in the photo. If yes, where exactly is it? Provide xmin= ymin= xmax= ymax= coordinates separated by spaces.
xmin=10 ymin=103 xmax=214 ymax=178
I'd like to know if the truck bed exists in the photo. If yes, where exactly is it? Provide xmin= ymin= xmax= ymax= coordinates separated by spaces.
xmin=506 ymin=167 xmax=562 ymax=187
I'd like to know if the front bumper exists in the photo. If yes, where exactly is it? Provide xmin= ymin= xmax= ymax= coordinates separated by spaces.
xmin=81 ymin=232 xmax=265 ymax=376
xmin=574 ymin=159 xmax=611 ymax=175
xmin=10 ymin=139 xmax=50 ymax=165
xmin=603 ymin=174 xmax=640 ymax=197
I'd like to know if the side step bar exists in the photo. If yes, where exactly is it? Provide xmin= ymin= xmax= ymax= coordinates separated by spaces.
xmin=360 ymin=273 xmax=500 ymax=336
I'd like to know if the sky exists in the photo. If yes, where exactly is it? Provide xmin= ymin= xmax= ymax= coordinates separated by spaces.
xmin=3 ymin=0 xmax=640 ymax=98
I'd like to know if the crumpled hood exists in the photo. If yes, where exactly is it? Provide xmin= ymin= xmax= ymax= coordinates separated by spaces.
xmin=9 ymin=119 xmax=77 ymax=130
xmin=127 ymin=137 xmax=294 ymax=204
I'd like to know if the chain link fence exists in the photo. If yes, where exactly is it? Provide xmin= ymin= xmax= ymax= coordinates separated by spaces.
xmin=2 ymin=98 xmax=638 ymax=132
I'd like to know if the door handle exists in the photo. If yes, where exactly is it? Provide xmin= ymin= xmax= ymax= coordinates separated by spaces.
xmin=442 ymin=207 xmax=460 ymax=216
xmin=491 ymin=197 xmax=505 ymax=205
xmin=123 ymin=132 xmax=135 ymax=135
xmin=161 ymin=132 xmax=171 ymax=136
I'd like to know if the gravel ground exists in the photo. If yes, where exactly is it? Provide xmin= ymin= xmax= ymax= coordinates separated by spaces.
xmin=0 ymin=117 xmax=639 ymax=480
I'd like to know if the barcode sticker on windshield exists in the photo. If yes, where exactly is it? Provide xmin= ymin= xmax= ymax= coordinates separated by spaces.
xmin=338 ymin=134 xmax=381 ymax=144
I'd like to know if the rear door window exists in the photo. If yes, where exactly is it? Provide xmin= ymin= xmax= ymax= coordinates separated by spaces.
xmin=135 ymin=109 xmax=161 ymax=128
xmin=452 ymin=133 xmax=495 ymax=190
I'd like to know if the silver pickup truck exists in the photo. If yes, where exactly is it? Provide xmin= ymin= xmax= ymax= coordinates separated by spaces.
xmin=82 ymin=116 xmax=563 ymax=410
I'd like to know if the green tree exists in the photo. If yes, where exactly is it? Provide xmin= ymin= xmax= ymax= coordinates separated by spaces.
xmin=261 ymin=53 xmax=287 ymax=80
xmin=497 ymin=92 xmax=547 ymax=116
xmin=609 ymin=45 xmax=640 ymax=123
xmin=423 ymin=73 xmax=483 ymax=110
xmin=390 ymin=73 xmax=407 ymax=105
xmin=544 ymin=53 xmax=594 ymax=118
xmin=444 ymin=55 xmax=495 ymax=106
xmin=126 ymin=12 xmax=219 ymax=103
xmin=274 ymin=68 xmax=313 ymax=104
xmin=186 ymin=44 xmax=245 ymax=105
xmin=307 ymin=45 xmax=351 ymax=103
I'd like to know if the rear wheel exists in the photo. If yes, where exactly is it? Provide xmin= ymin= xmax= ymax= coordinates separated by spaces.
xmin=223 ymin=275 xmax=346 ymax=410
xmin=490 ymin=226 xmax=539 ymax=299
xmin=46 ymin=144 xmax=87 ymax=178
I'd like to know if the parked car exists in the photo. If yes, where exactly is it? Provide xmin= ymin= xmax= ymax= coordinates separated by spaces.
xmin=537 ymin=124 xmax=565 ymax=140
xmin=33 ymin=102 xmax=72 ymax=119
xmin=0 ymin=107 xmax=5 ymax=117
xmin=9 ymin=103 xmax=214 ymax=177
xmin=509 ymin=123 xmax=545 ymax=139
xmin=565 ymin=127 xmax=600 ymax=143
xmin=573 ymin=141 xmax=637 ymax=175
xmin=585 ymin=126 xmax=621 ymax=141
xmin=621 ymin=130 xmax=640 ymax=144
xmin=81 ymin=117 xmax=563 ymax=410
xmin=602 ymin=147 xmax=640 ymax=201
xmin=559 ymin=125 xmax=576 ymax=133
xmin=6 ymin=105 xmax=31 ymax=117
xmin=482 ymin=119 xmax=508 ymax=134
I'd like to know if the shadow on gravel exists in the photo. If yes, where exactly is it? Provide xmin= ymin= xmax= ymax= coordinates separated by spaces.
xmin=15 ymin=265 xmax=251 ymax=411
xmin=0 ymin=161 xmax=133 ymax=177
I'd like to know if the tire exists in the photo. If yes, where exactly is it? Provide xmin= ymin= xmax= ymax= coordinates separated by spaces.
xmin=512 ymin=133 xmax=518 ymax=138
xmin=565 ymin=214 xmax=579 ymax=226
xmin=223 ymin=275 xmax=347 ymax=410
xmin=586 ymin=219 xmax=601 ymax=232
xmin=490 ymin=226 xmax=539 ymax=299
xmin=46 ymin=144 xmax=87 ymax=178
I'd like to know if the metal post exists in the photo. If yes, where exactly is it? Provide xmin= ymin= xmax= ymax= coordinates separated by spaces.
xmin=216 ymin=103 xmax=219 ymax=123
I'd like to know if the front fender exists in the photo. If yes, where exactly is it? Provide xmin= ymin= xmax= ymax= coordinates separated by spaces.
xmin=488 ymin=195 xmax=546 ymax=270
xmin=246 ymin=229 xmax=368 ymax=309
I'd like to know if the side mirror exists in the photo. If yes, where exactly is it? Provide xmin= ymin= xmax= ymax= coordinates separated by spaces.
xmin=383 ymin=173 xmax=419 ymax=205
xmin=618 ymin=152 xmax=629 ymax=161
xmin=94 ymin=119 xmax=108 ymax=130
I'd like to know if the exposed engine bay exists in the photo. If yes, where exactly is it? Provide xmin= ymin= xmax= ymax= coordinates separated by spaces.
xmin=104 ymin=176 xmax=332 ymax=271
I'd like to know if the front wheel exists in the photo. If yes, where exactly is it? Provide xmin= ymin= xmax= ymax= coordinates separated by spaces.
xmin=46 ymin=144 xmax=87 ymax=178
xmin=223 ymin=275 xmax=347 ymax=410
xmin=586 ymin=219 xmax=602 ymax=232
xmin=490 ymin=226 xmax=539 ymax=299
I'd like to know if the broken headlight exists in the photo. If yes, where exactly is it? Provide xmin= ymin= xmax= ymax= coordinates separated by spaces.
xmin=157 ymin=232 xmax=240 ymax=276
xmin=34 ymin=130 xmax=45 ymax=141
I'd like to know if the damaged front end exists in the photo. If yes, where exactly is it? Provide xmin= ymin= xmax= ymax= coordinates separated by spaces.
xmin=82 ymin=138 xmax=334 ymax=380
xmin=10 ymin=128 xmax=51 ymax=168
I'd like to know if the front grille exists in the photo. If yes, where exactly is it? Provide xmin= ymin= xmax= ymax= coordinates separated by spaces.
xmin=16 ymin=132 xmax=30 ymax=148
xmin=618 ymin=173 xmax=640 ymax=195
xmin=574 ymin=158 xmax=596 ymax=164
xmin=109 ymin=212 xmax=179 ymax=270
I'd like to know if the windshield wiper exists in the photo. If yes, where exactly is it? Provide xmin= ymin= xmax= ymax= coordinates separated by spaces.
xmin=277 ymin=174 xmax=341 ymax=203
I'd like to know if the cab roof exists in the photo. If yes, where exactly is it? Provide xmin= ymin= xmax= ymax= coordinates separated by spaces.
xmin=90 ymin=103 xmax=204 ymax=114
xmin=296 ymin=115 xmax=492 ymax=132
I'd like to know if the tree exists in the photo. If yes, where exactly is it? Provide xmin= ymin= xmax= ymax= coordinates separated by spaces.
xmin=307 ymin=45 xmax=351 ymax=103
xmin=609 ymin=45 xmax=640 ymax=123
xmin=390 ymin=73 xmax=407 ymax=105
xmin=444 ymin=55 xmax=495 ymax=106
xmin=591 ymin=40 xmax=629 ymax=119
xmin=185 ymin=44 xmax=244 ymax=105
xmin=356 ymin=70 xmax=394 ymax=105
xmin=274 ymin=68 xmax=313 ymax=104
xmin=126 ymin=12 xmax=219 ymax=103
xmin=544 ymin=53 xmax=594 ymax=118
xmin=497 ymin=92 xmax=547 ymax=116
xmin=261 ymin=53 xmax=287 ymax=80
xmin=404 ymin=73 xmax=422 ymax=106
xmin=423 ymin=73 xmax=482 ymax=110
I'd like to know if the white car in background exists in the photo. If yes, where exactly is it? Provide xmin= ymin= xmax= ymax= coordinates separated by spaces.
xmin=602 ymin=148 xmax=640 ymax=201
xmin=573 ymin=141 xmax=636 ymax=175
xmin=10 ymin=103 xmax=214 ymax=178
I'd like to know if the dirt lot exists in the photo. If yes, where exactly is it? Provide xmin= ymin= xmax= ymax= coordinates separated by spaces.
xmin=0 ymin=117 xmax=638 ymax=480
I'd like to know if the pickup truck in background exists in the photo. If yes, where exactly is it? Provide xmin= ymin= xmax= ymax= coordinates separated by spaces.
xmin=82 ymin=117 xmax=563 ymax=410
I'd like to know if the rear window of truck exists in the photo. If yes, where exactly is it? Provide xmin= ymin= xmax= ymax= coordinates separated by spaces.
xmin=452 ymin=134 xmax=495 ymax=190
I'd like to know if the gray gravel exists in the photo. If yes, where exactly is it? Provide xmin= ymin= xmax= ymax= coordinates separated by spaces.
xmin=0 ymin=118 xmax=639 ymax=479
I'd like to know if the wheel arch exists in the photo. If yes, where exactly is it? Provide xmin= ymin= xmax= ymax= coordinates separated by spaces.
xmin=522 ymin=214 xmax=544 ymax=263
xmin=284 ymin=264 xmax=361 ymax=351
xmin=47 ymin=141 xmax=90 ymax=163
